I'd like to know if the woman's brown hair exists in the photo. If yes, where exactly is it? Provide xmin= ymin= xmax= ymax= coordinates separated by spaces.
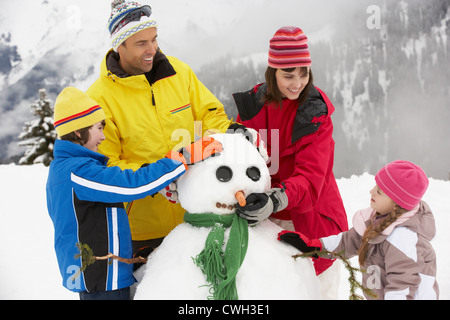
xmin=263 ymin=66 xmax=314 ymax=107
xmin=357 ymin=205 xmax=407 ymax=266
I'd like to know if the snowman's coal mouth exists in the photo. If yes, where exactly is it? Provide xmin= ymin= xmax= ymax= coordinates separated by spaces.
xmin=216 ymin=202 xmax=238 ymax=210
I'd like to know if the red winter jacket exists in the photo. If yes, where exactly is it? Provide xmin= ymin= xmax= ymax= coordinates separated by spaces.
xmin=233 ymin=84 xmax=348 ymax=274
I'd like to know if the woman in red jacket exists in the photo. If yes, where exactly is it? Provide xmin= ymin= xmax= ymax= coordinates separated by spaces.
xmin=233 ymin=26 xmax=348 ymax=299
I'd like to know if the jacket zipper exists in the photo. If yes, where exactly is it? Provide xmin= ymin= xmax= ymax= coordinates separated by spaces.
xmin=150 ymin=86 xmax=156 ymax=106
xmin=150 ymin=85 xmax=171 ymax=152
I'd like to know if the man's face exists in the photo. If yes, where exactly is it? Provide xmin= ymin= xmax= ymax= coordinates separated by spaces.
xmin=117 ymin=27 xmax=158 ymax=75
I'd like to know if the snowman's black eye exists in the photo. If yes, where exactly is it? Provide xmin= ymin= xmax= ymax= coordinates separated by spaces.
xmin=216 ymin=166 xmax=233 ymax=182
xmin=246 ymin=166 xmax=261 ymax=182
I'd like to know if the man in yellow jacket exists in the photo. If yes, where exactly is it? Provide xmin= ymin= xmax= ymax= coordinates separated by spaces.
xmin=87 ymin=1 xmax=233 ymax=253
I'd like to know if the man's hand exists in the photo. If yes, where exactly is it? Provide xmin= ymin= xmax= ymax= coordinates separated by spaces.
xmin=166 ymin=137 xmax=223 ymax=169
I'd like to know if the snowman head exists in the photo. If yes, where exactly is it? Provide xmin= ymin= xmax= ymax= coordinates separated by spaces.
xmin=177 ymin=133 xmax=271 ymax=215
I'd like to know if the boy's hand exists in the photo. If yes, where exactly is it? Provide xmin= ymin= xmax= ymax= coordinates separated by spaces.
xmin=179 ymin=137 xmax=223 ymax=164
xmin=158 ymin=182 xmax=179 ymax=204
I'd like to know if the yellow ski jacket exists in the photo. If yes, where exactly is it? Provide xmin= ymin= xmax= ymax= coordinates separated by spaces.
xmin=87 ymin=49 xmax=232 ymax=240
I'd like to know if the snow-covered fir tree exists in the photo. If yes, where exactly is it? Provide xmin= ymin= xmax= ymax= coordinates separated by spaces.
xmin=18 ymin=88 xmax=56 ymax=166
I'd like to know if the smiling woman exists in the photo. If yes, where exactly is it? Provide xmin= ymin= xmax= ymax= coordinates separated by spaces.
xmin=272 ymin=67 xmax=311 ymax=105
xmin=277 ymin=68 xmax=309 ymax=96
xmin=232 ymin=25 xmax=348 ymax=299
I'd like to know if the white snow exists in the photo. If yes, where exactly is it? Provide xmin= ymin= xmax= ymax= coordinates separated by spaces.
xmin=133 ymin=220 xmax=322 ymax=300
xmin=0 ymin=163 xmax=448 ymax=300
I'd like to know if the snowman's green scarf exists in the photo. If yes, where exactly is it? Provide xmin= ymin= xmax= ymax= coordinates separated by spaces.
xmin=183 ymin=212 xmax=248 ymax=300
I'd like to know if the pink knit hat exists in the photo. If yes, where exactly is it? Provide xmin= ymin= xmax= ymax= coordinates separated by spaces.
xmin=375 ymin=160 xmax=429 ymax=210
xmin=268 ymin=26 xmax=311 ymax=69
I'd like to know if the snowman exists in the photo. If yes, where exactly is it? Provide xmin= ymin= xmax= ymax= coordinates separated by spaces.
xmin=134 ymin=133 xmax=321 ymax=300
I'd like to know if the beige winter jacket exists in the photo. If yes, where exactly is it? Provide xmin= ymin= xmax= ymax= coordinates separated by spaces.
xmin=320 ymin=201 xmax=439 ymax=300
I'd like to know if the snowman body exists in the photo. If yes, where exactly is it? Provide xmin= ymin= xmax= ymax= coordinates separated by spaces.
xmin=134 ymin=133 xmax=321 ymax=300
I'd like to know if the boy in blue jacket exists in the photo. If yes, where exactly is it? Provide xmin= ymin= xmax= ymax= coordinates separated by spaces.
xmin=46 ymin=87 xmax=221 ymax=300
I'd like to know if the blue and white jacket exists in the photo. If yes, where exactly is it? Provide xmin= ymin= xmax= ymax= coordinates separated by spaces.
xmin=46 ymin=140 xmax=185 ymax=293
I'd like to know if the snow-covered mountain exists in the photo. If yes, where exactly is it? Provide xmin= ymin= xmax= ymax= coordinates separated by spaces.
xmin=0 ymin=0 xmax=110 ymax=160
xmin=319 ymin=0 xmax=450 ymax=179
xmin=0 ymin=0 xmax=275 ymax=160
xmin=1 ymin=0 xmax=449 ymax=180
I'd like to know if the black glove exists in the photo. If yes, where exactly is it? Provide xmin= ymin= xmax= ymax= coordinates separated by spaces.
xmin=236 ymin=187 xmax=288 ymax=226
xmin=278 ymin=231 xmax=322 ymax=255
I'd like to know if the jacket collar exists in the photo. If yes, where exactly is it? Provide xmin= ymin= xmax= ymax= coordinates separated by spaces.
xmin=103 ymin=48 xmax=176 ymax=84
xmin=233 ymin=84 xmax=328 ymax=145
xmin=53 ymin=139 xmax=108 ymax=165
xmin=352 ymin=203 xmax=435 ymax=244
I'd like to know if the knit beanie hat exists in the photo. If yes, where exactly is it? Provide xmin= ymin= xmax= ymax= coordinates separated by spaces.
xmin=108 ymin=0 xmax=157 ymax=52
xmin=268 ymin=26 xmax=311 ymax=69
xmin=54 ymin=87 xmax=106 ymax=137
xmin=375 ymin=160 xmax=429 ymax=210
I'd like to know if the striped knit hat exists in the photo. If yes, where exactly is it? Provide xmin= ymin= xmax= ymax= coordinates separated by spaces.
xmin=375 ymin=160 xmax=429 ymax=210
xmin=54 ymin=87 xmax=106 ymax=137
xmin=108 ymin=0 xmax=157 ymax=52
xmin=268 ymin=26 xmax=311 ymax=69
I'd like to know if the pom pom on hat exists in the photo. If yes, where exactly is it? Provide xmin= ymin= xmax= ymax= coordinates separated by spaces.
xmin=108 ymin=0 xmax=157 ymax=51
xmin=53 ymin=87 xmax=106 ymax=137
xmin=375 ymin=160 xmax=429 ymax=210
xmin=268 ymin=26 xmax=311 ymax=69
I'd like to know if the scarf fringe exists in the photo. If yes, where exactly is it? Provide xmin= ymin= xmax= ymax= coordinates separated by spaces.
xmin=193 ymin=237 xmax=226 ymax=285
xmin=193 ymin=245 xmax=239 ymax=300
xmin=184 ymin=212 xmax=248 ymax=300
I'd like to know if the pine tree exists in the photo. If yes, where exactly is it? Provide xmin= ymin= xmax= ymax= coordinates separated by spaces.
xmin=18 ymin=88 xmax=57 ymax=166
xmin=71 ymin=242 xmax=147 ymax=281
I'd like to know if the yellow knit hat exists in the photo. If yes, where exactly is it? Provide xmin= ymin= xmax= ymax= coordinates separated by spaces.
xmin=54 ymin=87 xmax=106 ymax=137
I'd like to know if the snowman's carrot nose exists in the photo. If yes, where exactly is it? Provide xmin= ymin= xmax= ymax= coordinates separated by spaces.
xmin=235 ymin=190 xmax=246 ymax=207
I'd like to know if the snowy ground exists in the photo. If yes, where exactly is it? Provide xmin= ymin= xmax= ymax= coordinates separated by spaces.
xmin=0 ymin=164 xmax=448 ymax=300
